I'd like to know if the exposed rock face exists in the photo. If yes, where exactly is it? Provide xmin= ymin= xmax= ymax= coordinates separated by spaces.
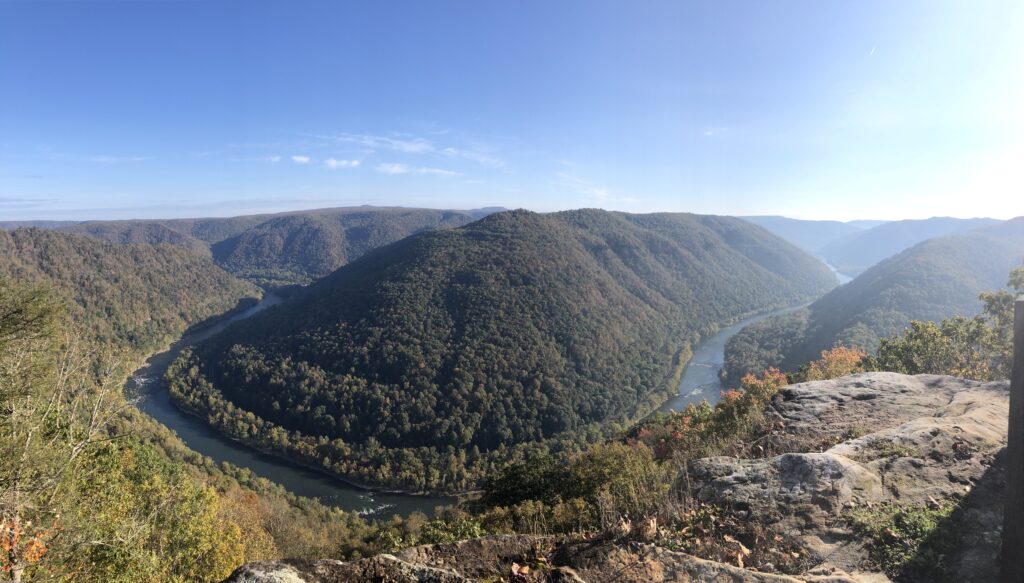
xmin=222 ymin=535 xmax=872 ymax=582
xmin=224 ymin=373 xmax=1008 ymax=583
xmin=689 ymin=372 xmax=1009 ymax=580
xmin=222 ymin=555 xmax=465 ymax=583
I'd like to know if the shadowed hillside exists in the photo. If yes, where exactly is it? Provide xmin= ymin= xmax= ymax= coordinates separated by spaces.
xmin=0 ymin=227 xmax=260 ymax=353
xmin=49 ymin=206 xmax=500 ymax=286
xmin=818 ymin=216 xmax=999 ymax=277
xmin=210 ymin=208 xmax=480 ymax=286
xmin=724 ymin=218 xmax=1024 ymax=382
xmin=166 ymin=209 xmax=837 ymax=492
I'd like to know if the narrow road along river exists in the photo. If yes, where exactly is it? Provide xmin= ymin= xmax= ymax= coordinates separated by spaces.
xmin=127 ymin=292 xmax=455 ymax=518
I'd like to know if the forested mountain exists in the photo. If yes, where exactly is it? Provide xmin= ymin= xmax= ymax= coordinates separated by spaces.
xmin=0 ymin=250 xmax=442 ymax=580
xmin=166 ymin=209 xmax=836 ymax=492
xmin=723 ymin=218 xmax=1024 ymax=382
xmin=818 ymin=216 xmax=999 ymax=277
xmin=0 ymin=228 xmax=260 ymax=353
xmin=0 ymin=220 xmax=80 ymax=229
xmin=62 ymin=221 xmax=212 ymax=256
xmin=741 ymin=215 xmax=868 ymax=254
xmin=210 ymin=208 xmax=480 ymax=285
xmin=57 ymin=214 xmax=283 ymax=246
xmin=28 ymin=206 xmax=499 ymax=286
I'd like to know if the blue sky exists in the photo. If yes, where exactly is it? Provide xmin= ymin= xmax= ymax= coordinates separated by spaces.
xmin=1 ymin=0 xmax=1022 ymax=221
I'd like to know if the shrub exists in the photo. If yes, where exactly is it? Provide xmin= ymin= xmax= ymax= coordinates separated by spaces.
xmin=800 ymin=346 xmax=866 ymax=381
xmin=848 ymin=502 xmax=958 ymax=581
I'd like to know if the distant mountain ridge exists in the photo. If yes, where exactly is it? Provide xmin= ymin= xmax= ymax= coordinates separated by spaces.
xmin=723 ymin=218 xmax=1024 ymax=382
xmin=165 ymin=208 xmax=837 ymax=492
xmin=818 ymin=216 xmax=1000 ymax=277
xmin=6 ymin=206 xmax=506 ymax=286
xmin=741 ymin=216 xmax=867 ymax=253
xmin=210 ymin=208 xmax=482 ymax=286
xmin=0 ymin=228 xmax=259 ymax=353
xmin=743 ymin=215 xmax=1000 ymax=278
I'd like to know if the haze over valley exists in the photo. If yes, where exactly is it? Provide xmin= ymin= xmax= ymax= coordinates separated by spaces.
xmin=2 ymin=1 xmax=1023 ymax=581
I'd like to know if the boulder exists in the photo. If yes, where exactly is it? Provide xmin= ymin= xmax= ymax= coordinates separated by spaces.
xmin=224 ymin=373 xmax=1009 ymax=582
xmin=222 ymin=535 xmax=875 ymax=582
xmin=222 ymin=555 xmax=467 ymax=583
xmin=689 ymin=372 xmax=1009 ymax=578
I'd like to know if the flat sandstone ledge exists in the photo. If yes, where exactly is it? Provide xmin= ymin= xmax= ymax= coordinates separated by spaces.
xmin=224 ymin=373 xmax=1009 ymax=583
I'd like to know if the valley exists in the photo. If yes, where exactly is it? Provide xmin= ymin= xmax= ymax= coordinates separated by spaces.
xmin=2 ymin=208 xmax=1019 ymax=582
xmin=658 ymin=302 xmax=809 ymax=413
xmin=164 ymin=209 xmax=837 ymax=493
xmin=128 ymin=292 xmax=454 ymax=517
xmin=6 ymin=4 xmax=1022 ymax=579
xmin=724 ymin=218 xmax=1024 ymax=381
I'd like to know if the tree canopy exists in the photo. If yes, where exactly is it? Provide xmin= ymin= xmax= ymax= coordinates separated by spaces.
xmin=167 ymin=209 xmax=836 ymax=492
xmin=723 ymin=219 xmax=1024 ymax=383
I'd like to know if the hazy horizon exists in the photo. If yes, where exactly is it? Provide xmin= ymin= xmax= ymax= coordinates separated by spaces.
xmin=3 ymin=0 xmax=1022 ymax=222
xmin=0 ymin=203 xmax=1015 ymax=226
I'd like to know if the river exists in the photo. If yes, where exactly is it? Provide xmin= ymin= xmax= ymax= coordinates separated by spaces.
xmin=130 ymin=264 xmax=845 ymax=516
xmin=127 ymin=292 xmax=455 ymax=518
xmin=657 ymin=304 xmax=808 ymax=413
xmin=824 ymin=260 xmax=854 ymax=284
xmin=659 ymin=263 xmax=850 ymax=412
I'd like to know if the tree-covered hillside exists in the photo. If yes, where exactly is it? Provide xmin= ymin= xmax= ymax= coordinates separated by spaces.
xmin=723 ymin=218 xmax=1024 ymax=383
xmin=166 ymin=209 xmax=836 ymax=492
xmin=0 ymin=228 xmax=260 ymax=353
xmin=45 ymin=206 xmax=497 ymax=286
xmin=818 ymin=216 xmax=999 ymax=277
xmin=741 ymin=215 xmax=867 ymax=254
xmin=210 ymin=208 xmax=479 ymax=285
xmin=62 ymin=221 xmax=212 ymax=257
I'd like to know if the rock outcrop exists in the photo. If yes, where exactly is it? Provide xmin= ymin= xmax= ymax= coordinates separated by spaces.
xmin=222 ymin=535 xmax=872 ymax=582
xmin=223 ymin=373 xmax=1009 ymax=583
xmin=690 ymin=372 xmax=1008 ymax=580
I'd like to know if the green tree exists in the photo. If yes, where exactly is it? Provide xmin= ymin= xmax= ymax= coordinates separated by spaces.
xmin=866 ymin=267 xmax=1024 ymax=380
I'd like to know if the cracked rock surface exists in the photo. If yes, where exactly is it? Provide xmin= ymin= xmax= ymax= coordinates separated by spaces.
xmin=689 ymin=372 xmax=1009 ymax=579
xmin=223 ymin=373 xmax=1009 ymax=583
xmin=222 ymin=535 xmax=872 ymax=582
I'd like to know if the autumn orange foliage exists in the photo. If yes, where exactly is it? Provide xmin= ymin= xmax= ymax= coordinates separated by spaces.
xmin=1 ymin=519 xmax=56 ymax=574
xmin=630 ymin=368 xmax=789 ymax=461
xmin=803 ymin=346 xmax=867 ymax=381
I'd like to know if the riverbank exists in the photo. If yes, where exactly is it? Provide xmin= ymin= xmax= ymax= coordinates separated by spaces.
xmin=134 ymin=291 xmax=815 ymax=514
xmin=168 ymin=390 xmax=465 ymax=499
xmin=658 ymin=302 xmax=810 ymax=413
xmin=127 ymin=292 xmax=455 ymax=517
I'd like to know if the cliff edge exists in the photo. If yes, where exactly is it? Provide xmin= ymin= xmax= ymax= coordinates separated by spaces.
xmin=224 ymin=373 xmax=1009 ymax=582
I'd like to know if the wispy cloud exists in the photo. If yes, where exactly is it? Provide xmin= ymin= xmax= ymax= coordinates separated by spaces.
xmin=229 ymin=155 xmax=282 ymax=163
xmin=324 ymin=158 xmax=360 ymax=169
xmin=0 ymin=196 xmax=57 ymax=209
xmin=376 ymin=163 xmax=410 ymax=175
xmin=291 ymin=155 xmax=312 ymax=165
xmin=439 ymin=145 xmax=504 ymax=168
xmin=558 ymin=172 xmax=609 ymax=199
xmin=557 ymin=171 xmax=639 ymax=205
xmin=417 ymin=167 xmax=459 ymax=176
xmin=321 ymin=133 xmax=435 ymax=154
xmin=307 ymin=131 xmax=504 ymax=169
xmin=88 ymin=155 xmax=147 ymax=163
xmin=375 ymin=163 xmax=459 ymax=176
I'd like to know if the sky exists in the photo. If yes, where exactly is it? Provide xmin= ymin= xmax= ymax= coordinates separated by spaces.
xmin=1 ymin=0 xmax=1022 ymax=222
